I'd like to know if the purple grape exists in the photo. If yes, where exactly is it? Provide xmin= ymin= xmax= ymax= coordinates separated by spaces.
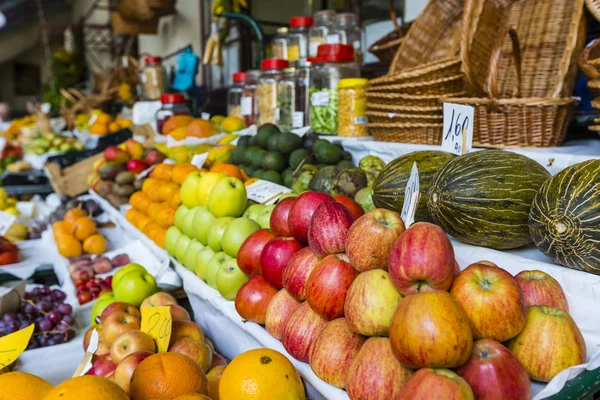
xmin=57 ymin=304 xmax=72 ymax=315
xmin=3 ymin=313 xmax=16 ymax=323
xmin=61 ymin=315 xmax=75 ymax=326
xmin=31 ymin=287 xmax=41 ymax=296
xmin=23 ymin=303 xmax=36 ymax=314
xmin=38 ymin=335 xmax=48 ymax=347
xmin=47 ymin=311 xmax=62 ymax=324
xmin=38 ymin=318 xmax=52 ymax=332
xmin=37 ymin=301 xmax=51 ymax=312
xmin=40 ymin=286 xmax=51 ymax=296
xmin=19 ymin=320 xmax=30 ymax=330
xmin=65 ymin=329 xmax=75 ymax=341
xmin=51 ymin=290 xmax=67 ymax=302
xmin=56 ymin=323 xmax=69 ymax=332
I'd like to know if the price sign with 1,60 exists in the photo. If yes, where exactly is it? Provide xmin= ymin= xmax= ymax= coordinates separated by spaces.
xmin=141 ymin=306 xmax=172 ymax=353
xmin=400 ymin=162 xmax=420 ymax=228
xmin=442 ymin=103 xmax=474 ymax=156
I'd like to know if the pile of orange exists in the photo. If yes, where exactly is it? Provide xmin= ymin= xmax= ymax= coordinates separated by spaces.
xmin=89 ymin=113 xmax=132 ymax=136
xmin=163 ymin=115 xmax=219 ymax=140
xmin=52 ymin=208 xmax=107 ymax=258
xmin=126 ymin=163 xmax=204 ymax=248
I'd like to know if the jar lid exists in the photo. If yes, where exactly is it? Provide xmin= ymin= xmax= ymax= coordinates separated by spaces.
xmin=160 ymin=93 xmax=185 ymax=104
xmin=313 ymin=44 xmax=355 ymax=62
xmin=261 ymin=58 xmax=289 ymax=70
xmin=232 ymin=72 xmax=247 ymax=82
xmin=290 ymin=16 xmax=313 ymax=27
xmin=145 ymin=56 xmax=162 ymax=64
xmin=314 ymin=9 xmax=336 ymax=18
xmin=339 ymin=78 xmax=368 ymax=88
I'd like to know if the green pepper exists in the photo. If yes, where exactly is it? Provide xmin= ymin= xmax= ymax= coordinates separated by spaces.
xmin=310 ymin=87 xmax=339 ymax=135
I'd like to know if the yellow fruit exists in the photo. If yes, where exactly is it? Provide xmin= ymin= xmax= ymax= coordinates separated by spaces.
xmin=219 ymin=349 xmax=305 ymax=400
xmin=56 ymin=234 xmax=83 ymax=258
xmin=6 ymin=197 xmax=16 ymax=206
xmin=119 ymin=119 xmax=133 ymax=128
xmin=0 ymin=188 xmax=7 ymax=200
xmin=170 ymin=127 xmax=188 ymax=141
xmin=96 ymin=113 xmax=113 ymax=124
xmin=89 ymin=123 xmax=109 ymax=136
xmin=0 ymin=372 xmax=53 ymax=400
xmin=206 ymin=145 xmax=234 ymax=169
xmin=197 ymin=172 xmax=227 ymax=205
xmin=220 ymin=116 xmax=246 ymax=133
xmin=6 ymin=222 xmax=27 ymax=240
xmin=108 ymin=122 xmax=121 ymax=133
xmin=83 ymin=233 xmax=107 ymax=255
xmin=210 ymin=115 xmax=225 ymax=127
xmin=43 ymin=375 xmax=128 ymax=400
xmin=72 ymin=217 xmax=97 ymax=241
xmin=218 ymin=134 xmax=238 ymax=145
xmin=3 ymin=206 xmax=18 ymax=215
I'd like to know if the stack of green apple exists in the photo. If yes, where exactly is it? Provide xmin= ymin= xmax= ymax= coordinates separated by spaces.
xmin=164 ymin=170 xmax=276 ymax=301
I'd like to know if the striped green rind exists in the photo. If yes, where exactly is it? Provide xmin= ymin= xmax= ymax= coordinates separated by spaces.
xmin=372 ymin=151 xmax=456 ymax=222
xmin=427 ymin=150 xmax=550 ymax=250
xmin=529 ymin=160 xmax=600 ymax=274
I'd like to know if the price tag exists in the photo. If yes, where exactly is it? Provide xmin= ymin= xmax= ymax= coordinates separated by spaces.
xmin=275 ymin=108 xmax=281 ymax=122
xmin=311 ymin=92 xmax=330 ymax=107
xmin=136 ymin=164 xmax=157 ymax=180
xmin=292 ymin=112 xmax=304 ymax=128
xmin=16 ymin=202 xmax=36 ymax=218
xmin=0 ymin=324 xmax=34 ymax=369
xmin=246 ymin=180 xmax=293 ymax=205
xmin=442 ymin=103 xmax=474 ymax=156
xmin=241 ymin=97 xmax=253 ymax=116
xmin=291 ymin=126 xmax=311 ymax=137
xmin=201 ymin=112 xmax=211 ymax=120
xmin=141 ymin=306 xmax=172 ymax=353
xmin=88 ymin=113 xmax=98 ymax=126
xmin=400 ymin=162 xmax=420 ymax=228
xmin=0 ymin=211 xmax=17 ymax=235
xmin=191 ymin=153 xmax=208 ymax=168
xmin=327 ymin=34 xmax=340 ymax=44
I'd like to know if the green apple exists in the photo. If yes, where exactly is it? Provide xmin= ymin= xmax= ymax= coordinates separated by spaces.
xmin=180 ymin=171 xmax=203 ymax=208
xmin=222 ymin=217 xmax=260 ymax=257
xmin=175 ymin=234 xmax=192 ymax=262
xmin=207 ymin=216 xmax=235 ymax=252
xmin=90 ymin=292 xmax=115 ymax=326
xmin=195 ymin=246 xmax=216 ymax=280
xmin=182 ymin=206 xmax=201 ymax=238
xmin=205 ymin=252 xmax=232 ymax=289
xmin=165 ymin=226 xmax=182 ymax=257
xmin=208 ymin=177 xmax=247 ymax=218
xmin=243 ymin=204 xmax=266 ymax=222
xmin=113 ymin=269 xmax=158 ymax=307
xmin=113 ymin=263 xmax=147 ymax=288
xmin=174 ymin=205 xmax=189 ymax=231
xmin=192 ymin=205 xmax=216 ymax=245
xmin=256 ymin=204 xmax=276 ymax=229
xmin=183 ymin=239 xmax=204 ymax=272
xmin=216 ymin=258 xmax=249 ymax=300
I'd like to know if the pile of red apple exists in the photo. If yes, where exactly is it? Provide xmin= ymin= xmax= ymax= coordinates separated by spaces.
xmin=233 ymin=191 xmax=586 ymax=399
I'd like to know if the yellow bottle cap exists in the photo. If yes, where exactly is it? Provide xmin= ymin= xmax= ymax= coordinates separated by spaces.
xmin=338 ymin=78 xmax=368 ymax=88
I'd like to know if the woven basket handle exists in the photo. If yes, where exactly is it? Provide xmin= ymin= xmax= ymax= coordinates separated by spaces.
xmin=388 ymin=0 xmax=401 ymax=32
xmin=488 ymin=27 xmax=522 ymax=100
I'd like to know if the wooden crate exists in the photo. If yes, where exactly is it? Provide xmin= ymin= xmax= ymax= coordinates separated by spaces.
xmin=44 ymin=153 xmax=104 ymax=197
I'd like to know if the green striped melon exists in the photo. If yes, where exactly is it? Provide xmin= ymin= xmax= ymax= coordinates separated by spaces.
xmin=529 ymin=160 xmax=600 ymax=274
xmin=427 ymin=150 xmax=550 ymax=249
xmin=372 ymin=151 xmax=456 ymax=222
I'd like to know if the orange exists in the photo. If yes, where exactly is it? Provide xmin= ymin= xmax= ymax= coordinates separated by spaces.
xmin=83 ymin=233 xmax=107 ymax=255
xmin=155 ymin=206 xmax=175 ymax=228
xmin=158 ymin=182 xmax=179 ymax=202
xmin=219 ymin=349 xmax=305 ymax=400
xmin=64 ymin=208 xmax=87 ymax=230
xmin=142 ymin=178 xmax=159 ymax=194
xmin=108 ymin=122 xmax=121 ymax=133
xmin=186 ymin=119 xmax=215 ymax=139
xmin=210 ymin=163 xmax=243 ymax=181
xmin=43 ymin=375 xmax=128 ymax=400
xmin=163 ymin=115 xmax=194 ymax=134
xmin=129 ymin=353 xmax=208 ymax=400
xmin=143 ymin=221 xmax=162 ymax=239
xmin=174 ymin=395 xmax=212 ymax=400
xmin=125 ymin=208 xmax=142 ymax=225
xmin=0 ymin=371 xmax=53 ymax=400
xmin=136 ymin=214 xmax=153 ymax=232
xmin=71 ymin=217 xmax=97 ymax=241
xmin=89 ymin=123 xmax=109 ymax=136
xmin=154 ymin=164 xmax=175 ymax=181
xmin=168 ymin=190 xmax=182 ymax=208
xmin=52 ymin=221 xmax=69 ymax=238
xmin=153 ymin=227 xmax=167 ymax=248
xmin=240 ymin=168 xmax=250 ymax=182
xmin=147 ymin=182 xmax=163 ymax=202
xmin=96 ymin=113 xmax=113 ymax=124
xmin=119 ymin=119 xmax=133 ymax=128
xmin=244 ymin=178 xmax=259 ymax=187
xmin=130 ymin=191 xmax=151 ymax=213
xmin=172 ymin=163 xmax=199 ymax=185
xmin=56 ymin=234 xmax=83 ymax=258
xmin=170 ymin=127 xmax=188 ymax=141
xmin=147 ymin=202 xmax=163 ymax=221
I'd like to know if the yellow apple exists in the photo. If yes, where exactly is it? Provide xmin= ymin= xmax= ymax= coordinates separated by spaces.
xmin=208 ymin=177 xmax=247 ymax=218
xmin=197 ymin=172 xmax=227 ymax=205
xmin=180 ymin=172 xmax=204 ymax=208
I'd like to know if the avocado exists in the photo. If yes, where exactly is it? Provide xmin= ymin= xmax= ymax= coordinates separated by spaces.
xmin=253 ymin=169 xmax=265 ymax=178
xmin=262 ymin=170 xmax=283 ymax=185
xmin=278 ymin=132 xmax=303 ymax=154
xmin=267 ymin=132 xmax=281 ymax=152
xmin=229 ymin=146 xmax=246 ymax=165
xmin=289 ymin=148 xmax=314 ymax=170
xmin=315 ymin=142 xmax=342 ymax=165
xmin=256 ymin=124 xmax=280 ymax=149
xmin=248 ymin=135 xmax=259 ymax=147
xmin=241 ymin=164 xmax=255 ymax=176
xmin=336 ymin=160 xmax=355 ymax=171
xmin=251 ymin=149 xmax=268 ymax=169
xmin=243 ymin=146 xmax=261 ymax=165
xmin=283 ymin=168 xmax=294 ymax=188
xmin=312 ymin=139 xmax=330 ymax=153
xmin=331 ymin=167 xmax=368 ymax=198
xmin=308 ymin=165 xmax=338 ymax=194
xmin=237 ymin=135 xmax=251 ymax=147
xmin=263 ymin=152 xmax=287 ymax=172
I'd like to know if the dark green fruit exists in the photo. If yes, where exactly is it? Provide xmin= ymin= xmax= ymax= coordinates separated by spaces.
xmin=336 ymin=160 xmax=354 ymax=171
xmin=278 ymin=132 xmax=303 ymax=154
xmin=289 ymin=148 xmax=314 ymax=170
xmin=331 ymin=167 xmax=368 ymax=198
xmin=248 ymin=135 xmax=259 ymax=146
xmin=251 ymin=149 xmax=267 ymax=169
xmin=315 ymin=143 xmax=342 ymax=165
xmin=243 ymin=146 xmax=261 ymax=165
xmin=256 ymin=124 xmax=280 ymax=149
xmin=308 ymin=166 xmax=338 ymax=194
xmin=262 ymin=170 xmax=283 ymax=185
xmin=312 ymin=139 xmax=330 ymax=153
xmin=253 ymin=169 xmax=265 ymax=179
xmin=303 ymin=133 xmax=320 ymax=150
xmin=229 ymin=146 xmax=246 ymax=165
xmin=263 ymin=152 xmax=287 ymax=172
xmin=267 ymin=133 xmax=281 ymax=152
xmin=237 ymin=136 xmax=251 ymax=147
xmin=283 ymin=169 xmax=294 ymax=188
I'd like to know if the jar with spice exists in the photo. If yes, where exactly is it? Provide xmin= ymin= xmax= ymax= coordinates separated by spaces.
xmin=142 ymin=56 xmax=167 ymax=100
xmin=156 ymin=93 xmax=191 ymax=134
xmin=271 ymin=27 xmax=289 ymax=60
xmin=338 ymin=78 xmax=368 ymax=137
xmin=309 ymin=10 xmax=336 ymax=57
xmin=228 ymin=72 xmax=247 ymax=118
xmin=276 ymin=68 xmax=297 ymax=131
xmin=257 ymin=59 xmax=289 ymax=126
xmin=288 ymin=16 xmax=313 ymax=65
xmin=309 ymin=44 xmax=360 ymax=135
xmin=241 ymin=70 xmax=261 ymax=126
xmin=331 ymin=13 xmax=363 ymax=64
xmin=296 ymin=64 xmax=311 ymax=128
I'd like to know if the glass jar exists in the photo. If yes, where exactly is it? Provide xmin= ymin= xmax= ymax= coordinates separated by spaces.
xmin=257 ymin=59 xmax=289 ymax=126
xmin=296 ymin=64 xmax=311 ymax=128
xmin=228 ymin=72 xmax=247 ymax=118
xmin=241 ymin=70 xmax=260 ymax=126
xmin=156 ymin=93 xmax=191 ymax=134
xmin=271 ymin=27 xmax=289 ymax=60
xmin=142 ymin=56 xmax=167 ymax=100
xmin=332 ymin=13 xmax=363 ymax=64
xmin=309 ymin=44 xmax=360 ymax=135
xmin=309 ymin=10 xmax=335 ymax=57
xmin=338 ymin=78 xmax=368 ymax=136
xmin=276 ymin=68 xmax=297 ymax=131
xmin=288 ymin=16 xmax=313 ymax=65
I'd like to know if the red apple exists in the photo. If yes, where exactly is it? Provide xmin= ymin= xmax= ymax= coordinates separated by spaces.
xmin=265 ymin=289 xmax=302 ymax=340
xmin=309 ymin=318 xmax=365 ymax=389
xmin=458 ymin=338 xmax=530 ymax=400
xmin=237 ymin=229 xmax=276 ymax=276
xmin=110 ymin=330 xmax=156 ymax=364
xmin=345 ymin=208 xmax=405 ymax=272
xmin=259 ymin=237 xmax=303 ymax=288
xmin=401 ymin=368 xmax=474 ymax=400
xmin=104 ymin=146 xmax=129 ymax=162
xmin=282 ymin=247 xmax=321 ymax=301
xmin=387 ymin=222 xmax=456 ymax=295
xmin=507 ymin=306 xmax=586 ymax=382
xmin=450 ymin=262 xmax=527 ymax=342
xmin=308 ymin=202 xmax=355 ymax=256
xmin=88 ymin=354 xmax=116 ymax=378
xmin=390 ymin=291 xmax=472 ymax=369
xmin=100 ymin=302 xmax=141 ymax=324
xmin=234 ymin=275 xmax=279 ymax=325
xmin=100 ymin=312 xmax=141 ymax=345
xmin=114 ymin=351 xmax=153 ymax=394
xmin=270 ymin=197 xmax=296 ymax=237
xmin=306 ymin=254 xmax=358 ymax=319
xmin=210 ymin=352 xmax=227 ymax=370
xmin=515 ymin=270 xmax=569 ymax=311
xmin=169 ymin=304 xmax=191 ymax=321
xmin=333 ymin=194 xmax=364 ymax=219
xmin=288 ymin=191 xmax=334 ymax=243
xmin=282 ymin=302 xmax=328 ymax=362
xmin=346 ymin=337 xmax=412 ymax=400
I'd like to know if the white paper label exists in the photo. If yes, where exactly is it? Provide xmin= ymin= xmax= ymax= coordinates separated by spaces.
xmin=327 ymin=34 xmax=340 ymax=44
xmin=136 ymin=164 xmax=157 ymax=180
xmin=354 ymin=117 xmax=368 ymax=125
xmin=41 ymin=103 xmax=51 ymax=114
xmin=275 ymin=108 xmax=281 ymax=122
xmin=291 ymin=126 xmax=311 ymax=137
xmin=201 ymin=112 xmax=210 ymax=120
xmin=309 ymin=40 xmax=324 ymax=57
xmin=442 ymin=103 xmax=474 ymax=156
xmin=241 ymin=97 xmax=253 ymax=116
xmin=191 ymin=153 xmax=208 ymax=168
xmin=0 ymin=211 xmax=17 ymax=235
xmin=88 ymin=113 xmax=98 ymax=126
xmin=400 ymin=162 xmax=420 ymax=228
xmin=311 ymin=92 xmax=330 ymax=107
xmin=246 ymin=180 xmax=293 ymax=205
xmin=15 ymin=202 xmax=35 ymax=218
xmin=292 ymin=112 xmax=305 ymax=128
xmin=236 ymin=125 xmax=257 ymax=136
xmin=388 ymin=113 xmax=397 ymax=118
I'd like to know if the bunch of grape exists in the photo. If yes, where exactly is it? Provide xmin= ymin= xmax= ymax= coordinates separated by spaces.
xmin=0 ymin=286 xmax=76 ymax=349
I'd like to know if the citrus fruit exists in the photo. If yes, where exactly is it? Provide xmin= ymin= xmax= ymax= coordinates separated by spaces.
xmin=170 ymin=127 xmax=188 ymax=141
xmin=219 ymin=349 xmax=305 ymax=400
xmin=187 ymin=119 xmax=215 ymax=138
xmin=0 ymin=371 xmax=53 ymax=400
xmin=56 ymin=234 xmax=83 ymax=258
xmin=153 ymin=163 xmax=175 ymax=181
xmin=173 ymin=395 xmax=212 ymax=400
xmin=163 ymin=115 xmax=194 ymax=134
xmin=83 ymin=233 xmax=107 ymax=255
xmin=43 ymin=375 xmax=128 ymax=400
xmin=71 ymin=217 xmax=97 ymax=241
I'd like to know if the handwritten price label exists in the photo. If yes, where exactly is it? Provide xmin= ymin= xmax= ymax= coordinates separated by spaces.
xmin=191 ymin=153 xmax=208 ymax=169
xmin=442 ymin=103 xmax=474 ymax=156
xmin=400 ymin=162 xmax=420 ymax=228
xmin=141 ymin=306 xmax=172 ymax=353
xmin=0 ymin=324 xmax=34 ymax=369
xmin=246 ymin=180 xmax=293 ymax=205
xmin=0 ymin=211 xmax=17 ymax=235
xmin=201 ymin=112 xmax=211 ymax=120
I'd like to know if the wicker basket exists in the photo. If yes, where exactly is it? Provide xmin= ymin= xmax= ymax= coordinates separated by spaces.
xmin=368 ymin=0 xmax=411 ymax=65
xmin=369 ymin=122 xmax=443 ymax=144
xmin=367 ymin=74 xmax=465 ymax=96
xmin=367 ymin=91 xmax=467 ymax=108
xmin=369 ymin=57 xmax=461 ymax=88
xmin=367 ymin=103 xmax=442 ymax=113
xmin=586 ymin=0 xmax=600 ymax=22
xmin=580 ymin=39 xmax=600 ymax=79
xmin=367 ymin=111 xmax=443 ymax=124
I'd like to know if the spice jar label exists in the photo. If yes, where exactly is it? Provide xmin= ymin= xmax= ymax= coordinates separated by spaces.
xmin=288 ymin=45 xmax=300 ymax=62
xmin=442 ymin=102 xmax=474 ymax=156
xmin=401 ymin=162 xmax=420 ymax=228
xmin=0 ymin=211 xmax=16 ymax=235
xmin=275 ymin=108 xmax=281 ymax=122
xmin=292 ymin=112 xmax=304 ymax=128
xmin=327 ymin=34 xmax=340 ymax=44
xmin=241 ymin=97 xmax=253 ymax=116
xmin=191 ymin=153 xmax=209 ymax=168
xmin=311 ymin=92 xmax=330 ymax=107
xmin=246 ymin=180 xmax=293 ymax=205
